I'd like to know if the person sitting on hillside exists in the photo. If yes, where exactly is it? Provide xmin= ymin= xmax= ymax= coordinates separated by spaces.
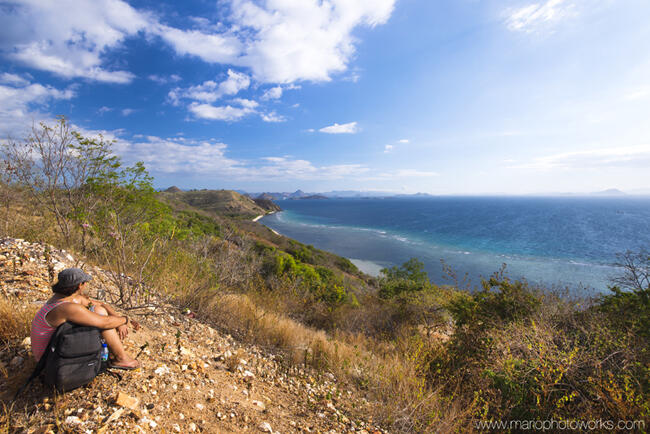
xmin=31 ymin=268 xmax=140 ymax=370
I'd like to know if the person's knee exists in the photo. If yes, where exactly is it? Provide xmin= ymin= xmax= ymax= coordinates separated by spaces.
xmin=94 ymin=305 xmax=108 ymax=316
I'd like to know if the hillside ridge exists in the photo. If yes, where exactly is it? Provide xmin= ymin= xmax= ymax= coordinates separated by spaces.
xmin=160 ymin=189 xmax=279 ymax=218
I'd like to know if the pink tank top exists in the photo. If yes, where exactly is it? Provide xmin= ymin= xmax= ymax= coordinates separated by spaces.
xmin=31 ymin=300 xmax=67 ymax=361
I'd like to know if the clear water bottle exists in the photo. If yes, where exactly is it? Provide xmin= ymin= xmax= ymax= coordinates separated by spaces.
xmin=101 ymin=340 xmax=109 ymax=362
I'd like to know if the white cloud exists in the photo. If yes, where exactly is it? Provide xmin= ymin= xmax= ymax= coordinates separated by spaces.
xmin=231 ymin=98 xmax=259 ymax=109
xmin=0 ymin=0 xmax=150 ymax=83
xmin=64 ymin=127 xmax=418 ymax=183
xmin=261 ymin=86 xmax=283 ymax=100
xmin=98 ymin=106 xmax=112 ymax=114
xmin=624 ymin=86 xmax=650 ymax=101
xmin=188 ymin=102 xmax=256 ymax=121
xmin=108 ymin=134 xmax=371 ymax=180
xmin=121 ymin=108 xmax=136 ymax=116
xmin=0 ymin=78 xmax=75 ymax=135
xmin=2 ymin=1 xmax=395 ymax=86
xmin=394 ymin=169 xmax=439 ymax=178
xmin=115 ymin=136 xmax=243 ymax=174
xmin=384 ymin=145 xmax=393 ymax=153
xmin=156 ymin=0 xmax=395 ymax=83
xmin=217 ymin=69 xmax=251 ymax=96
xmin=154 ymin=24 xmax=242 ymax=64
xmin=148 ymin=74 xmax=182 ymax=84
xmin=398 ymin=139 xmax=409 ymax=143
xmin=0 ymin=73 xmax=30 ymax=86
xmin=254 ymin=157 xmax=369 ymax=180
xmin=509 ymin=144 xmax=650 ymax=170
xmin=261 ymin=111 xmax=286 ymax=123
xmin=169 ymin=70 xmax=250 ymax=105
xmin=261 ymin=84 xmax=301 ymax=101
xmin=505 ymin=0 xmax=575 ymax=33
xmin=319 ymin=121 xmax=359 ymax=134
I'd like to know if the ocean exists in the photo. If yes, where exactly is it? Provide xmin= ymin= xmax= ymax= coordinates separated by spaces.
xmin=259 ymin=196 xmax=650 ymax=293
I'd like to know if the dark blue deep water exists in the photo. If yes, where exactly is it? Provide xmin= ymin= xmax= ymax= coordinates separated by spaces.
xmin=260 ymin=197 xmax=650 ymax=293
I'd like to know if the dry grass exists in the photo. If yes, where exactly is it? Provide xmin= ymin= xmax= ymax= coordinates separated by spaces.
xmin=0 ymin=402 xmax=10 ymax=434
xmin=0 ymin=298 xmax=36 ymax=345
xmin=191 ymin=291 xmax=460 ymax=432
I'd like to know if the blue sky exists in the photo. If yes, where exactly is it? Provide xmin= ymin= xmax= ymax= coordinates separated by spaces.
xmin=1 ymin=0 xmax=649 ymax=194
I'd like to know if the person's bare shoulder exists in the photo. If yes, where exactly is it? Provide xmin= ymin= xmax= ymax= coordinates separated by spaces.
xmin=47 ymin=301 xmax=87 ymax=327
xmin=68 ymin=294 xmax=92 ymax=307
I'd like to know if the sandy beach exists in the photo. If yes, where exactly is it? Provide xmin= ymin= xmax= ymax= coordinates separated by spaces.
xmin=349 ymin=258 xmax=384 ymax=277
xmin=253 ymin=211 xmax=276 ymax=222
xmin=253 ymin=212 xmax=281 ymax=235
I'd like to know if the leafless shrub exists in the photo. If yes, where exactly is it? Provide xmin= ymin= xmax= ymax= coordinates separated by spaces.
xmin=611 ymin=249 xmax=650 ymax=292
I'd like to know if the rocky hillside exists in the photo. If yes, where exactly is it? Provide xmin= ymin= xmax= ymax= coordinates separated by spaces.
xmin=252 ymin=198 xmax=282 ymax=212
xmin=0 ymin=238 xmax=387 ymax=433
xmin=160 ymin=189 xmax=279 ymax=218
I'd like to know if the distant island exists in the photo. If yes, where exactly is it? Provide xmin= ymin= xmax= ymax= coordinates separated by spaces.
xmin=245 ymin=189 xmax=434 ymax=200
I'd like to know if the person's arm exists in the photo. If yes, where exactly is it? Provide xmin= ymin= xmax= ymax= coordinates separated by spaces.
xmin=89 ymin=299 xmax=121 ymax=317
xmin=48 ymin=303 xmax=128 ymax=330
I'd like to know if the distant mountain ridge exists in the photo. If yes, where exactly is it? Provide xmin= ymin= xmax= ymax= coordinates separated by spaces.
xmin=249 ymin=190 xmax=432 ymax=199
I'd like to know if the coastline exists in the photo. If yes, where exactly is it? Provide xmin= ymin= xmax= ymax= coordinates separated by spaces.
xmin=349 ymin=259 xmax=384 ymax=277
xmin=251 ymin=202 xmax=625 ymax=292
xmin=259 ymin=211 xmax=381 ymax=276
xmin=256 ymin=212 xmax=281 ymax=235
xmin=253 ymin=210 xmax=276 ymax=222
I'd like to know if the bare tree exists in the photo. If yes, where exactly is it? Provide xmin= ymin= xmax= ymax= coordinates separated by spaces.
xmin=611 ymin=249 xmax=650 ymax=293
xmin=0 ymin=159 xmax=18 ymax=236
xmin=2 ymin=117 xmax=116 ymax=248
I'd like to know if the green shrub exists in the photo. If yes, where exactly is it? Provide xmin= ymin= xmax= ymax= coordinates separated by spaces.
xmin=599 ymin=286 xmax=650 ymax=339
xmin=448 ymin=277 xmax=541 ymax=328
xmin=379 ymin=258 xmax=430 ymax=298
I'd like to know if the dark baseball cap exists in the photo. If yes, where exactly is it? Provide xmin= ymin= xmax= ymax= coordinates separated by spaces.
xmin=56 ymin=268 xmax=92 ymax=288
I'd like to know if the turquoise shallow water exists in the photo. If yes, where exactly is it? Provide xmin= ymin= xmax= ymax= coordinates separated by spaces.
xmin=260 ymin=196 xmax=650 ymax=293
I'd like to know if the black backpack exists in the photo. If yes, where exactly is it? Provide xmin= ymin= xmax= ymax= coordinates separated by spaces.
xmin=14 ymin=322 xmax=117 ymax=398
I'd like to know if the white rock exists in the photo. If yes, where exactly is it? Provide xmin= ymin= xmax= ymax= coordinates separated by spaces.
xmin=258 ymin=421 xmax=273 ymax=432
xmin=179 ymin=413 xmax=185 ymax=420
xmin=65 ymin=416 xmax=83 ymax=425
xmin=21 ymin=337 xmax=31 ymax=347
xmin=154 ymin=365 xmax=170 ymax=375
xmin=196 ymin=403 xmax=204 ymax=410
xmin=189 ymin=422 xmax=197 ymax=432
xmin=173 ymin=424 xmax=181 ymax=432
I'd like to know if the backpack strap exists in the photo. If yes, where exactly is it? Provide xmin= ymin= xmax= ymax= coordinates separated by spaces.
xmin=11 ymin=324 xmax=68 ymax=401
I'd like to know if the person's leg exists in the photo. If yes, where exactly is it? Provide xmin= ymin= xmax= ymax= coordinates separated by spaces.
xmin=93 ymin=306 xmax=139 ymax=368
